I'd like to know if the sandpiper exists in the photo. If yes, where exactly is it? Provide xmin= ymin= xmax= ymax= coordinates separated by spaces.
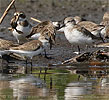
xmin=100 ymin=12 xmax=109 ymax=39
xmin=101 ymin=25 xmax=109 ymax=39
xmin=10 ymin=11 xmax=32 ymax=44
xmin=56 ymin=16 xmax=105 ymax=39
xmin=58 ymin=17 xmax=101 ymax=53
xmin=78 ymin=21 xmax=104 ymax=36
xmin=0 ymin=38 xmax=15 ymax=57
xmin=73 ymin=16 xmax=105 ymax=38
xmin=100 ymin=12 xmax=109 ymax=26
xmin=56 ymin=16 xmax=105 ymax=43
xmin=9 ymin=35 xmax=51 ymax=73
xmin=73 ymin=16 xmax=86 ymax=24
xmin=26 ymin=21 xmax=55 ymax=40
xmin=26 ymin=20 xmax=56 ymax=49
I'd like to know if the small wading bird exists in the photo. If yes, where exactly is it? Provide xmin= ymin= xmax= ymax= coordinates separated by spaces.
xmin=10 ymin=11 xmax=32 ymax=44
xmin=100 ymin=12 xmax=109 ymax=39
xmin=0 ymin=38 xmax=17 ymax=72
xmin=26 ymin=21 xmax=55 ymax=39
xmin=8 ymin=35 xmax=53 ymax=74
xmin=73 ymin=16 xmax=87 ymax=24
xmin=57 ymin=16 xmax=105 ymax=41
xmin=57 ymin=17 xmax=102 ymax=54
xmin=26 ymin=20 xmax=56 ymax=49
xmin=0 ymin=38 xmax=16 ymax=58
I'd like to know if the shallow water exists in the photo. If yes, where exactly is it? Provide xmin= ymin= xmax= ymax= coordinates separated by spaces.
xmin=0 ymin=64 xmax=109 ymax=100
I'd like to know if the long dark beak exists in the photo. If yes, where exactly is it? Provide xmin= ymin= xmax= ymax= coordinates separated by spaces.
xmin=55 ymin=20 xmax=65 ymax=30
xmin=60 ymin=23 xmax=65 ymax=28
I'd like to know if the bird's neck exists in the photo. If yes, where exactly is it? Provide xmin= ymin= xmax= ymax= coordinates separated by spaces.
xmin=17 ymin=19 xmax=29 ymax=27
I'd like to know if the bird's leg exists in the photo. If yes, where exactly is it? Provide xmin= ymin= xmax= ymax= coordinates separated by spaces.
xmin=99 ymin=31 xmax=105 ymax=43
xmin=78 ymin=75 xmax=81 ymax=81
xmin=77 ymin=45 xmax=81 ymax=54
xmin=25 ymin=59 xmax=28 ymax=74
xmin=17 ymin=38 xmax=20 ymax=44
xmin=30 ymin=58 xmax=33 ymax=74
xmin=44 ymin=67 xmax=47 ymax=82
xmin=1 ymin=58 xmax=3 ymax=73
xmin=44 ymin=49 xmax=52 ymax=59
xmin=44 ymin=49 xmax=50 ymax=59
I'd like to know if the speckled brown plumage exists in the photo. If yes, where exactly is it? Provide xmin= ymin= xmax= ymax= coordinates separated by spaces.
xmin=0 ymin=39 xmax=15 ymax=50
xmin=10 ymin=40 xmax=42 ymax=51
xmin=100 ymin=12 xmax=109 ymax=26
xmin=27 ymin=21 xmax=55 ymax=38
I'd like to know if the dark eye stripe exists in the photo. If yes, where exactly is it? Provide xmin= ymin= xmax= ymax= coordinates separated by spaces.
xmin=19 ymin=14 xmax=26 ymax=18
xmin=67 ymin=20 xmax=75 ymax=23
xmin=67 ymin=21 xmax=71 ymax=23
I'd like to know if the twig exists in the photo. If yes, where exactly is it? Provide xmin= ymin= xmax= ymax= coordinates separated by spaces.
xmin=0 ymin=0 xmax=16 ymax=24
xmin=30 ymin=17 xmax=41 ymax=23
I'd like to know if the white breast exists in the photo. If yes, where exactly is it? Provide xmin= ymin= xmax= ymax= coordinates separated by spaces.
xmin=16 ymin=25 xmax=31 ymax=36
xmin=30 ymin=33 xmax=41 ymax=39
xmin=64 ymin=28 xmax=93 ymax=45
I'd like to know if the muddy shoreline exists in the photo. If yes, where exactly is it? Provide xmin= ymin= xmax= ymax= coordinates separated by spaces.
xmin=0 ymin=0 xmax=109 ymax=66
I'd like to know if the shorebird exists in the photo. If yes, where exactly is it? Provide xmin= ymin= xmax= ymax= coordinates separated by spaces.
xmin=58 ymin=17 xmax=101 ymax=53
xmin=0 ymin=38 xmax=15 ymax=57
xmin=73 ymin=16 xmax=86 ymax=24
xmin=26 ymin=20 xmax=56 ymax=49
xmin=9 ymin=35 xmax=51 ymax=73
xmin=101 ymin=25 xmax=109 ymax=39
xmin=100 ymin=12 xmax=109 ymax=39
xmin=10 ymin=11 xmax=32 ymax=44
xmin=56 ymin=16 xmax=105 ymax=39
xmin=78 ymin=21 xmax=104 ymax=36
xmin=56 ymin=16 xmax=105 ymax=43
xmin=26 ymin=21 xmax=55 ymax=40
xmin=73 ymin=16 xmax=105 ymax=39
xmin=0 ymin=38 xmax=17 ymax=72
xmin=100 ymin=12 xmax=109 ymax=26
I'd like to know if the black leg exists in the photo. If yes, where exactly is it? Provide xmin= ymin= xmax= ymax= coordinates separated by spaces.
xmin=38 ymin=68 xmax=42 ymax=78
xmin=44 ymin=49 xmax=52 ymax=59
xmin=44 ymin=67 xmax=47 ymax=82
xmin=99 ymin=32 xmax=105 ymax=43
xmin=77 ymin=46 xmax=81 ymax=54
xmin=44 ymin=49 xmax=48 ymax=58
xmin=1 ymin=59 xmax=3 ymax=73
xmin=30 ymin=59 xmax=33 ymax=74
xmin=78 ymin=75 xmax=81 ymax=81
xmin=50 ymin=77 xmax=53 ymax=89
xmin=25 ymin=59 xmax=28 ymax=74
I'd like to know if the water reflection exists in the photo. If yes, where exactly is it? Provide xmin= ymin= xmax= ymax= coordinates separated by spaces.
xmin=97 ymin=77 xmax=109 ymax=95
xmin=65 ymin=81 xmax=93 ymax=100
xmin=0 ymin=65 xmax=109 ymax=100
xmin=64 ymin=66 xmax=109 ymax=100
xmin=10 ymin=75 xmax=48 ymax=100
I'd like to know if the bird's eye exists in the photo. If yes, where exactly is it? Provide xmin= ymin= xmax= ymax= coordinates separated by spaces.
xmin=14 ymin=13 xmax=18 ymax=16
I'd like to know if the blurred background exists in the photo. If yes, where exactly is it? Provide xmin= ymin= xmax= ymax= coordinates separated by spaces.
xmin=0 ymin=0 xmax=109 ymax=26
